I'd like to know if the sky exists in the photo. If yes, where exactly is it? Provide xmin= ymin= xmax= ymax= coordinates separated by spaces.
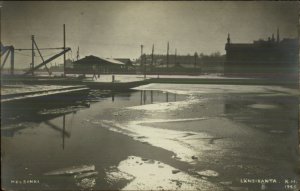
xmin=1 ymin=1 xmax=299 ymax=68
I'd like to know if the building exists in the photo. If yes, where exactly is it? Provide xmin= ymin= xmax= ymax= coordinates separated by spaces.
xmin=135 ymin=53 xmax=224 ymax=74
xmin=114 ymin=58 xmax=132 ymax=66
xmin=114 ymin=58 xmax=134 ymax=71
xmin=141 ymin=54 xmax=199 ymax=68
xmin=69 ymin=55 xmax=126 ymax=74
xmin=225 ymin=30 xmax=298 ymax=78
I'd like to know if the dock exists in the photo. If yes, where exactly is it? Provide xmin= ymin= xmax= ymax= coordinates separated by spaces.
xmin=1 ymin=85 xmax=90 ymax=104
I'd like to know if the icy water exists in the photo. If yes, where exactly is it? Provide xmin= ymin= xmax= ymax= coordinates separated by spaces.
xmin=1 ymin=83 xmax=299 ymax=191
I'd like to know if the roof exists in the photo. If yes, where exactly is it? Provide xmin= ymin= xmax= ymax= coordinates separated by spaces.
xmin=114 ymin=58 xmax=132 ymax=64
xmin=114 ymin=58 xmax=132 ymax=65
xmin=226 ymin=38 xmax=298 ymax=50
xmin=74 ymin=55 xmax=125 ymax=65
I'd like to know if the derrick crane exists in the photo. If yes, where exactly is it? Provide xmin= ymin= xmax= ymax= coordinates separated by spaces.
xmin=23 ymin=47 xmax=71 ymax=75
xmin=1 ymin=43 xmax=15 ymax=75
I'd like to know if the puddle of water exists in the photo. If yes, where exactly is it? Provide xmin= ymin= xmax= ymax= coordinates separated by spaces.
xmin=105 ymin=156 xmax=221 ymax=190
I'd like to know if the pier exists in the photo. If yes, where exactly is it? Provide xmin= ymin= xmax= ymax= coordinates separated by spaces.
xmin=1 ymin=84 xmax=90 ymax=104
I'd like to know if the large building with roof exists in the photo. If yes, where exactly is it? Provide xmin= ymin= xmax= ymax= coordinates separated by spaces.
xmin=68 ymin=55 xmax=128 ymax=74
xmin=224 ymin=30 xmax=298 ymax=79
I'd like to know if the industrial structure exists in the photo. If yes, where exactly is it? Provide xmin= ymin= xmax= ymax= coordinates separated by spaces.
xmin=225 ymin=29 xmax=299 ymax=79
xmin=69 ymin=55 xmax=128 ymax=74
xmin=1 ymin=24 xmax=70 ymax=76
xmin=0 ymin=44 xmax=15 ymax=75
xmin=137 ymin=53 xmax=224 ymax=74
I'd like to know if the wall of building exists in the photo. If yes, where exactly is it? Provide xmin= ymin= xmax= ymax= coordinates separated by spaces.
xmin=225 ymin=38 xmax=298 ymax=79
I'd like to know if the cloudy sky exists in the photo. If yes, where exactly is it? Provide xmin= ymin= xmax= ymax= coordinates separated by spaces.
xmin=1 ymin=1 xmax=299 ymax=68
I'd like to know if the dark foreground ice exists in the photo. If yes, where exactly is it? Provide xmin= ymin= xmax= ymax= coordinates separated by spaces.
xmin=1 ymin=83 xmax=299 ymax=190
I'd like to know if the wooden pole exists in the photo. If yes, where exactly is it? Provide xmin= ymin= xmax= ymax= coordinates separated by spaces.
xmin=63 ymin=24 xmax=66 ymax=77
xmin=62 ymin=115 xmax=65 ymax=150
xmin=151 ymin=44 xmax=154 ymax=71
xmin=167 ymin=42 xmax=169 ymax=69
xmin=0 ymin=7 xmax=2 ymax=72
xmin=175 ymin=48 xmax=177 ymax=66
xmin=31 ymin=35 xmax=35 ymax=76
xmin=194 ymin=52 xmax=197 ymax=69
xmin=141 ymin=44 xmax=146 ymax=78
xmin=10 ymin=47 xmax=14 ymax=75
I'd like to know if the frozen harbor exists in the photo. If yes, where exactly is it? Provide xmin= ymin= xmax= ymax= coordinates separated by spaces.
xmin=85 ymin=74 xmax=250 ymax=83
xmin=1 ymin=83 xmax=299 ymax=190
xmin=34 ymin=72 xmax=250 ymax=83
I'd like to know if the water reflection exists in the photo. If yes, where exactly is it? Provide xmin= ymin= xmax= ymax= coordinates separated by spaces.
xmin=150 ymin=90 xmax=153 ymax=103
xmin=139 ymin=90 xmax=177 ymax=105
xmin=143 ymin=90 xmax=147 ymax=104
xmin=2 ymin=107 xmax=76 ymax=138
xmin=2 ymin=86 xmax=298 ymax=191
xmin=44 ymin=115 xmax=69 ymax=150
xmin=224 ymin=94 xmax=299 ymax=134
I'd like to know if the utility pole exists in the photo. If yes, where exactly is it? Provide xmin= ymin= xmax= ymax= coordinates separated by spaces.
xmin=76 ymin=46 xmax=80 ymax=61
xmin=141 ymin=44 xmax=146 ymax=78
xmin=167 ymin=42 xmax=169 ymax=69
xmin=298 ymin=13 xmax=300 ymax=154
xmin=298 ymin=14 xmax=300 ymax=89
xmin=298 ymin=12 xmax=300 ymax=155
xmin=140 ymin=44 xmax=143 ymax=66
xmin=194 ymin=52 xmax=197 ymax=69
xmin=31 ymin=35 xmax=35 ymax=76
xmin=144 ymin=53 xmax=146 ymax=79
xmin=10 ymin=47 xmax=14 ymax=75
xmin=0 ymin=7 xmax=2 ymax=72
xmin=175 ymin=48 xmax=177 ymax=66
xmin=63 ymin=24 xmax=66 ymax=77
xmin=151 ymin=44 xmax=154 ymax=72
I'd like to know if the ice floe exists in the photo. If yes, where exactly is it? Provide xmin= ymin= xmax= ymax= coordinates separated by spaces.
xmin=95 ymin=119 xmax=217 ymax=163
xmin=76 ymin=177 xmax=96 ymax=189
xmin=44 ymin=164 xmax=98 ymax=189
xmin=105 ymin=156 xmax=221 ymax=190
xmin=44 ymin=165 xmax=95 ymax=176
xmin=133 ymin=83 xmax=299 ymax=96
xmin=197 ymin=170 xmax=219 ymax=177
xmin=127 ymin=96 xmax=201 ymax=112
